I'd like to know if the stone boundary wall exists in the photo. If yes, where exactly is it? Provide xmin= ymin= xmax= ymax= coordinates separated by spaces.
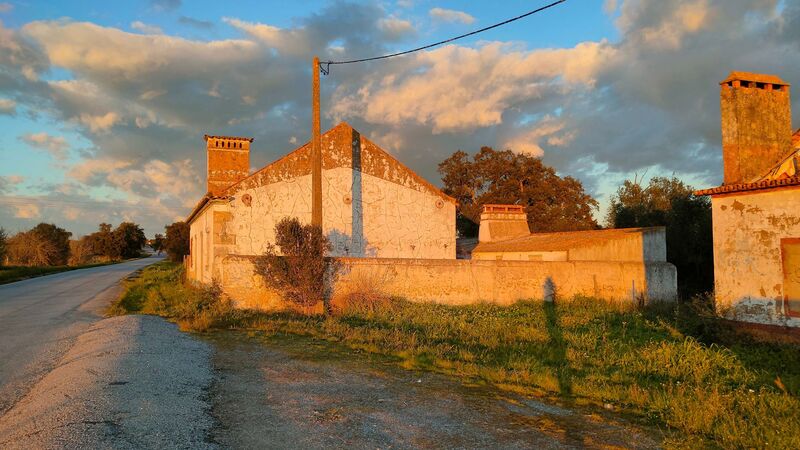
xmin=216 ymin=255 xmax=677 ymax=311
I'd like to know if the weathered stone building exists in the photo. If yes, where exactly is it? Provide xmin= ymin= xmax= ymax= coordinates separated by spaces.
xmin=696 ymin=71 xmax=800 ymax=327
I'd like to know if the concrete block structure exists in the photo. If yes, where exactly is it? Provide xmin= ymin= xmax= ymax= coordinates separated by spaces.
xmin=696 ymin=71 xmax=800 ymax=327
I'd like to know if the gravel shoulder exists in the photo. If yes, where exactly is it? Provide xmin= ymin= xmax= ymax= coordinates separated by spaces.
xmin=0 ymin=315 xmax=215 ymax=449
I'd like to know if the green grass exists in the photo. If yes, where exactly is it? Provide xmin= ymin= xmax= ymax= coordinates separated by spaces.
xmin=112 ymin=261 xmax=800 ymax=449
xmin=0 ymin=259 xmax=135 ymax=285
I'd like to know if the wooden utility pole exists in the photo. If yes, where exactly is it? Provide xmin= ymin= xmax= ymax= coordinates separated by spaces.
xmin=311 ymin=56 xmax=322 ymax=228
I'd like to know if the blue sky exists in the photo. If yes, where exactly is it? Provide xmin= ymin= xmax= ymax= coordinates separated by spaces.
xmin=0 ymin=0 xmax=798 ymax=237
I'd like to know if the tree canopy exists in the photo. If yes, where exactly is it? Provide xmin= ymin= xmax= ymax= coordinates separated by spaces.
xmin=438 ymin=147 xmax=598 ymax=237
xmin=165 ymin=221 xmax=190 ymax=263
xmin=607 ymin=176 xmax=713 ymax=296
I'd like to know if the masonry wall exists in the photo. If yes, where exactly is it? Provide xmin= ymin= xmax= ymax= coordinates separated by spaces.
xmin=711 ymin=187 xmax=800 ymax=327
xmin=225 ymin=167 xmax=455 ymax=259
xmin=215 ymin=254 xmax=677 ymax=311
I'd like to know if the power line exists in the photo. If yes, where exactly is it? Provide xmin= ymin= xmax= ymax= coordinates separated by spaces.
xmin=319 ymin=0 xmax=568 ymax=74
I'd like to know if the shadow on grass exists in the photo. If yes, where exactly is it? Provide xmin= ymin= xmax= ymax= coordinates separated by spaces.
xmin=543 ymin=300 xmax=573 ymax=397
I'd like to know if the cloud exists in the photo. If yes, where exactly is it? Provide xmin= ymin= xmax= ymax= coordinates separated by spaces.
xmin=131 ymin=21 xmax=163 ymax=35
xmin=79 ymin=112 xmax=120 ymax=132
xmin=178 ymin=16 xmax=213 ymax=29
xmin=20 ymin=132 xmax=70 ymax=160
xmin=150 ymin=0 xmax=180 ymax=12
xmin=377 ymin=17 xmax=415 ymax=40
xmin=0 ymin=98 xmax=15 ymax=114
xmin=0 ymin=175 xmax=23 ymax=194
xmin=429 ymin=7 xmax=475 ymax=25
xmin=0 ymin=3 xmax=12 ymax=14
xmin=14 ymin=204 xmax=40 ymax=219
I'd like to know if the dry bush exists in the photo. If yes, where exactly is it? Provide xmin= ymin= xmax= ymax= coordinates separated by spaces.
xmin=6 ymin=231 xmax=60 ymax=266
xmin=336 ymin=269 xmax=395 ymax=315
xmin=254 ymin=217 xmax=340 ymax=314
xmin=68 ymin=239 xmax=93 ymax=266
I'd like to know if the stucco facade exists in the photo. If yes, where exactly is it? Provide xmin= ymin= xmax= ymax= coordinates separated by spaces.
xmin=709 ymin=188 xmax=800 ymax=326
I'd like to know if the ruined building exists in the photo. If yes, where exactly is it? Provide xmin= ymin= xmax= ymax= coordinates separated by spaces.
xmin=696 ymin=72 xmax=800 ymax=327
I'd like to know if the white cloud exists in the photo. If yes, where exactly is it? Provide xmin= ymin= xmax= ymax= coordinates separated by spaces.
xmin=79 ymin=112 xmax=120 ymax=132
xmin=0 ymin=175 xmax=24 ymax=194
xmin=20 ymin=132 xmax=70 ymax=160
xmin=378 ymin=17 xmax=415 ymax=40
xmin=0 ymin=3 xmax=12 ymax=14
xmin=131 ymin=21 xmax=163 ymax=35
xmin=429 ymin=7 xmax=475 ymax=25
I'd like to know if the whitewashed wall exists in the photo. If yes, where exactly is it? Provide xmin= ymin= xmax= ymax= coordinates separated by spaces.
xmin=712 ymin=188 xmax=800 ymax=327
xmin=226 ymin=167 xmax=455 ymax=259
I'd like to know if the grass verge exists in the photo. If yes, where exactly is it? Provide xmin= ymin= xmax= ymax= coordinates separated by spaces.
xmin=111 ymin=261 xmax=800 ymax=449
xmin=0 ymin=257 xmax=142 ymax=285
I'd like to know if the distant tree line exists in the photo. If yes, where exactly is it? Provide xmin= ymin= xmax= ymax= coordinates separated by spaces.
xmin=0 ymin=222 xmax=147 ymax=267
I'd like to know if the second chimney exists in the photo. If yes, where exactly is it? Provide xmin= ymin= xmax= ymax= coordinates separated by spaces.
xmin=719 ymin=71 xmax=792 ymax=184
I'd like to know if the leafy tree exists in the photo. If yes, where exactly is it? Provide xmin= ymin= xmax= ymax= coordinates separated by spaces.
xmin=152 ymin=233 xmax=165 ymax=255
xmin=606 ymin=176 xmax=713 ymax=296
xmin=254 ymin=217 xmax=340 ymax=315
xmin=29 ymin=223 xmax=72 ymax=265
xmin=0 ymin=228 xmax=6 ymax=265
xmin=84 ymin=223 xmax=116 ymax=260
xmin=164 ymin=221 xmax=190 ymax=263
xmin=6 ymin=230 xmax=61 ymax=266
xmin=113 ymin=222 xmax=146 ymax=258
xmin=438 ymin=147 xmax=599 ymax=237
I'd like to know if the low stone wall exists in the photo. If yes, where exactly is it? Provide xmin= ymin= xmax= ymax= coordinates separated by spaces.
xmin=216 ymin=255 xmax=677 ymax=310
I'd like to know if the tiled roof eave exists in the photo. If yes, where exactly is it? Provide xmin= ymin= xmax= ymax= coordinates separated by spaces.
xmin=694 ymin=176 xmax=800 ymax=196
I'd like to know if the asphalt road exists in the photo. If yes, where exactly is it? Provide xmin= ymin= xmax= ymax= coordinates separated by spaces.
xmin=0 ymin=256 xmax=161 ymax=415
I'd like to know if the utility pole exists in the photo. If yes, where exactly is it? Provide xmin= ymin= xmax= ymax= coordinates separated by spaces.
xmin=311 ymin=56 xmax=322 ymax=228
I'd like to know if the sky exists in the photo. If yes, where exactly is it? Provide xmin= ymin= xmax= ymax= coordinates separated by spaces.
xmin=0 ymin=0 xmax=799 ymax=238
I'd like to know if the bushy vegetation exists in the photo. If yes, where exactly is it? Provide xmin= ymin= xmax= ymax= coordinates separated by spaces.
xmin=0 ymin=260 xmax=121 ymax=285
xmin=81 ymin=222 xmax=147 ymax=262
xmin=114 ymin=262 xmax=800 ymax=449
xmin=109 ymin=261 xmax=233 ymax=332
xmin=164 ymin=221 xmax=189 ymax=262
xmin=0 ymin=227 xmax=6 ymax=265
xmin=254 ymin=217 xmax=340 ymax=314
xmin=6 ymin=222 xmax=72 ymax=266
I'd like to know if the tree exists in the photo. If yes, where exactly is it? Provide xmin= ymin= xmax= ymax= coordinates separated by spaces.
xmin=438 ymin=147 xmax=599 ymax=237
xmin=165 ymin=221 xmax=190 ymax=263
xmin=84 ymin=223 xmax=116 ymax=260
xmin=254 ymin=218 xmax=340 ymax=314
xmin=6 ymin=230 xmax=61 ymax=266
xmin=29 ymin=223 xmax=71 ymax=265
xmin=113 ymin=222 xmax=146 ymax=258
xmin=606 ymin=176 xmax=713 ymax=296
xmin=0 ymin=228 xmax=7 ymax=266
xmin=152 ymin=233 xmax=165 ymax=255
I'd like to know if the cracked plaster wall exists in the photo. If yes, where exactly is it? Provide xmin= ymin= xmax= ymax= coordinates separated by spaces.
xmin=712 ymin=187 xmax=800 ymax=327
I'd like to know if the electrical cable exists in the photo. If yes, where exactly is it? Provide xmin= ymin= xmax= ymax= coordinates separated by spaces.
xmin=319 ymin=0 xmax=567 ymax=74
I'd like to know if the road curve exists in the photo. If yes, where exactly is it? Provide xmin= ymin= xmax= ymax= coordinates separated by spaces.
xmin=0 ymin=256 xmax=162 ymax=415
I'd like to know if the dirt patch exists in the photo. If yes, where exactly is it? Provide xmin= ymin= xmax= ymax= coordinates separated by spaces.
xmin=205 ymin=331 xmax=663 ymax=449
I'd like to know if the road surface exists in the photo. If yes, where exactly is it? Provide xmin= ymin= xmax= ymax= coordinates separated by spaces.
xmin=0 ymin=257 xmax=161 ymax=415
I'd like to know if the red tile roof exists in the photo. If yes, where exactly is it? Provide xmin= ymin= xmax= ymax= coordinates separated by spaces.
xmin=694 ymin=176 xmax=800 ymax=196
xmin=472 ymin=227 xmax=662 ymax=253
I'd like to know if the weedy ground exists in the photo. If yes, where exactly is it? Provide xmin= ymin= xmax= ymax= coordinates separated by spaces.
xmin=111 ymin=261 xmax=800 ymax=449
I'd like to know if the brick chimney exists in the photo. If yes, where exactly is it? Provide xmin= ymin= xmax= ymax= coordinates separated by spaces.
xmin=204 ymin=135 xmax=253 ymax=196
xmin=720 ymin=71 xmax=792 ymax=184
xmin=478 ymin=204 xmax=530 ymax=243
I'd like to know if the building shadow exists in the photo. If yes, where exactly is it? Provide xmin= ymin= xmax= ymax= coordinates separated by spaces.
xmin=543 ymin=277 xmax=573 ymax=397
xmin=350 ymin=129 xmax=365 ymax=256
